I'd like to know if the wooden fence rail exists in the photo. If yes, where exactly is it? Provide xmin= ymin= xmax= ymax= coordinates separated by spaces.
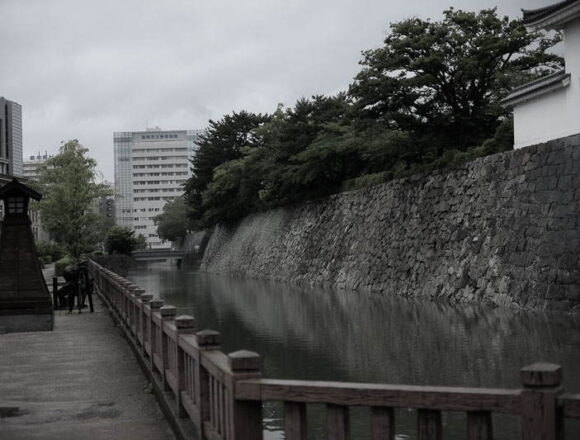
xmin=88 ymin=260 xmax=580 ymax=440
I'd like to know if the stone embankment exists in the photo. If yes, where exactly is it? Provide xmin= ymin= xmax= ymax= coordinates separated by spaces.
xmin=201 ymin=135 xmax=580 ymax=312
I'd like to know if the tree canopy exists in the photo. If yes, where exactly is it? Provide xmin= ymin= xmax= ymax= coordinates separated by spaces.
xmin=36 ymin=140 xmax=112 ymax=261
xmin=105 ymin=226 xmax=141 ymax=255
xmin=182 ymin=111 xmax=270 ymax=228
xmin=181 ymin=8 xmax=562 ymax=230
xmin=349 ymin=8 xmax=562 ymax=152
xmin=154 ymin=196 xmax=190 ymax=242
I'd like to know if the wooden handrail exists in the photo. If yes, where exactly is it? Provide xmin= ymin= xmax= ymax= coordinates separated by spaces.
xmin=234 ymin=378 xmax=521 ymax=413
xmin=88 ymin=260 xmax=580 ymax=440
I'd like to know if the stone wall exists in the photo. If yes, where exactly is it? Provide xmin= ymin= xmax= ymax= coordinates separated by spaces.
xmin=201 ymin=135 xmax=580 ymax=312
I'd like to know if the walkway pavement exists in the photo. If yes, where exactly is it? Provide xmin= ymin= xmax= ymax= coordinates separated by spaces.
xmin=0 ymin=285 xmax=175 ymax=439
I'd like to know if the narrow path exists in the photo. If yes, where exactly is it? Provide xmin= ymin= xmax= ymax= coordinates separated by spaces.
xmin=0 ymin=295 xmax=174 ymax=440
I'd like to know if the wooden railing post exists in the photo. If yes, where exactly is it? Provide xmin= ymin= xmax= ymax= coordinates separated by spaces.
xmin=52 ymin=276 xmax=59 ymax=308
xmin=228 ymin=350 xmax=263 ymax=440
xmin=175 ymin=315 xmax=195 ymax=417
xmin=131 ymin=287 xmax=145 ymax=341
xmin=285 ymin=402 xmax=307 ymax=440
xmin=467 ymin=411 xmax=492 ymax=440
xmin=148 ymin=299 xmax=164 ymax=367
xmin=160 ymin=305 xmax=177 ymax=389
xmin=113 ymin=275 xmax=124 ymax=312
xmin=327 ymin=404 xmax=350 ymax=440
xmin=417 ymin=409 xmax=442 ymax=440
xmin=197 ymin=329 xmax=221 ymax=437
xmin=120 ymin=280 xmax=132 ymax=323
xmin=371 ymin=407 xmax=394 ymax=440
xmin=520 ymin=363 xmax=562 ymax=440
xmin=140 ymin=294 xmax=153 ymax=354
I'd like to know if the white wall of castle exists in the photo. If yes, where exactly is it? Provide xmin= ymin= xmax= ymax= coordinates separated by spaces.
xmin=514 ymin=19 xmax=580 ymax=148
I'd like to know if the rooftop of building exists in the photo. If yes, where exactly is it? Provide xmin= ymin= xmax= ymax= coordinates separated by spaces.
xmin=502 ymin=70 xmax=571 ymax=106
xmin=24 ymin=153 xmax=52 ymax=163
xmin=523 ymin=0 xmax=580 ymax=29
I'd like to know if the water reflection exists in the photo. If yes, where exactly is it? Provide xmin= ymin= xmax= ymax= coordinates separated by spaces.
xmin=129 ymin=263 xmax=580 ymax=439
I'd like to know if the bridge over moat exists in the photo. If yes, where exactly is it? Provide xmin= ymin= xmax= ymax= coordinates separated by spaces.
xmin=132 ymin=249 xmax=187 ymax=262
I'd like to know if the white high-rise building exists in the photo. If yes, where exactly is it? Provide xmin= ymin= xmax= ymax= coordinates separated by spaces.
xmin=113 ymin=128 xmax=201 ymax=249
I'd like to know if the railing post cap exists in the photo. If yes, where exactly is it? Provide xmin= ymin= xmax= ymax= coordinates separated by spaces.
xmin=149 ymin=299 xmax=164 ymax=309
xmin=521 ymin=362 xmax=562 ymax=387
xmin=140 ymin=294 xmax=153 ymax=303
xmin=160 ymin=305 xmax=177 ymax=317
xmin=132 ymin=288 xmax=146 ymax=297
xmin=196 ymin=329 xmax=221 ymax=347
xmin=175 ymin=315 xmax=195 ymax=329
xmin=228 ymin=350 xmax=261 ymax=372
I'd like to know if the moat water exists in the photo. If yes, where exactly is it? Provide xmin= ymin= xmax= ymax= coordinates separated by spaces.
xmin=128 ymin=263 xmax=580 ymax=439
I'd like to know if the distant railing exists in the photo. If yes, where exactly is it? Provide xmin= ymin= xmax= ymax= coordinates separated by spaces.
xmin=131 ymin=249 xmax=186 ymax=261
xmin=89 ymin=260 xmax=580 ymax=440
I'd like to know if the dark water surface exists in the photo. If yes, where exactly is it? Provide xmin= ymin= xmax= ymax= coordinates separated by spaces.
xmin=128 ymin=263 xmax=580 ymax=439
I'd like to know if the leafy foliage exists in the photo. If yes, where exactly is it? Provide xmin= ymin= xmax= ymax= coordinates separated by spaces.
xmin=105 ymin=226 xmax=140 ymax=255
xmin=183 ymin=111 xmax=270 ymax=228
xmin=36 ymin=140 xmax=112 ymax=261
xmin=153 ymin=197 xmax=191 ymax=242
xmin=349 ymin=8 xmax=562 ymax=152
xmin=54 ymin=256 xmax=73 ymax=277
xmin=35 ymin=241 xmax=64 ymax=264
xmin=181 ymin=8 xmax=562 ymax=229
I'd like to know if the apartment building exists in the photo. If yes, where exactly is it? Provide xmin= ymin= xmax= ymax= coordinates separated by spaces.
xmin=114 ymin=128 xmax=200 ymax=249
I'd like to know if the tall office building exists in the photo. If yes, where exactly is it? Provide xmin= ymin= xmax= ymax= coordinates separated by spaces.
xmin=114 ymin=128 xmax=201 ymax=249
xmin=0 ymin=97 xmax=23 ymax=177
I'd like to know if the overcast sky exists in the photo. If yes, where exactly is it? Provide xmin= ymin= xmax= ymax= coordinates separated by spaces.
xmin=0 ymin=0 xmax=550 ymax=181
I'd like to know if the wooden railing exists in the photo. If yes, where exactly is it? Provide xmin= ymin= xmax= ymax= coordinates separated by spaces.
xmin=89 ymin=260 xmax=580 ymax=440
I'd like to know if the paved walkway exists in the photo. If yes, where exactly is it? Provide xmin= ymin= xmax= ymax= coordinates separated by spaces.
xmin=0 ymin=294 xmax=174 ymax=439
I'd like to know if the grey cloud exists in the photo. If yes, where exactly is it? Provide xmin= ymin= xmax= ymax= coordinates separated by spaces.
xmin=0 ymin=0 xmax=551 ymax=180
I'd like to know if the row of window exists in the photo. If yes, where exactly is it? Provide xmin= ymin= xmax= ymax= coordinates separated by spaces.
xmin=132 ymin=147 xmax=187 ymax=153
xmin=134 ymin=196 xmax=176 ymax=201
xmin=118 ymin=208 xmax=162 ymax=213
xmin=133 ymin=172 xmax=180 ymax=177
xmin=132 ymin=155 xmax=188 ymax=161
xmin=134 ymin=188 xmax=180 ymax=193
xmin=133 ymin=180 xmax=187 ymax=185
xmin=133 ymin=164 xmax=188 ymax=169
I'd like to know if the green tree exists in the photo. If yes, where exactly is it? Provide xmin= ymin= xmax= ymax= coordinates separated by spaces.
xmin=135 ymin=233 xmax=147 ymax=250
xmin=251 ymin=94 xmax=352 ymax=206
xmin=182 ymin=8 xmax=563 ymax=229
xmin=105 ymin=226 xmax=139 ymax=255
xmin=349 ymin=8 xmax=562 ymax=154
xmin=153 ymin=197 xmax=190 ymax=242
xmin=183 ymin=111 xmax=270 ymax=228
xmin=36 ymin=140 xmax=112 ymax=261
